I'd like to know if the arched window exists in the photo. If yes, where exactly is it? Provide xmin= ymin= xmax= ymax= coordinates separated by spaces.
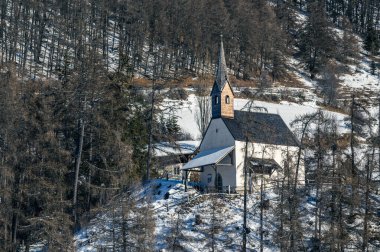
xmin=214 ymin=96 xmax=219 ymax=104
xmin=225 ymin=95 xmax=230 ymax=104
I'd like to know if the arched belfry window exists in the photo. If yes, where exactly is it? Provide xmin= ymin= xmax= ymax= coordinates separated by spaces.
xmin=214 ymin=96 xmax=219 ymax=104
xmin=225 ymin=95 xmax=230 ymax=104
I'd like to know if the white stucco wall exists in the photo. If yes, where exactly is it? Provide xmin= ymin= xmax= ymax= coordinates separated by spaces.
xmin=201 ymin=164 xmax=236 ymax=189
xmin=235 ymin=141 xmax=304 ymax=188
xmin=199 ymin=119 xmax=236 ymax=187
xmin=199 ymin=118 xmax=235 ymax=151
xmin=197 ymin=119 xmax=305 ymax=191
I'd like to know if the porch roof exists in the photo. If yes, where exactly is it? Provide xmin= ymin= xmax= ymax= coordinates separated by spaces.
xmin=181 ymin=145 xmax=234 ymax=171
xmin=249 ymin=158 xmax=281 ymax=175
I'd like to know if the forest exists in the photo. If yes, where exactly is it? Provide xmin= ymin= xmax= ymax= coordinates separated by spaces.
xmin=0 ymin=0 xmax=379 ymax=251
xmin=0 ymin=0 xmax=378 ymax=81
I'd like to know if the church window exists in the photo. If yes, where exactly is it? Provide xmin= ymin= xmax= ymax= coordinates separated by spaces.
xmin=207 ymin=174 xmax=212 ymax=183
xmin=214 ymin=96 xmax=219 ymax=104
xmin=225 ymin=95 xmax=230 ymax=104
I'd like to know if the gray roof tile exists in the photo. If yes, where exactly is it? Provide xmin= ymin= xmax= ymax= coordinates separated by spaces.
xmin=214 ymin=35 xmax=229 ymax=91
xmin=222 ymin=110 xmax=299 ymax=147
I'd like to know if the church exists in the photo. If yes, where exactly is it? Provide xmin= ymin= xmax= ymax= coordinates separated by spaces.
xmin=182 ymin=38 xmax=304 ymax=193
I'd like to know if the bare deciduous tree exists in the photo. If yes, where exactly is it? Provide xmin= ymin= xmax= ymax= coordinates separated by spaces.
xmin=195 ymin=83 xmax=211 ymax=138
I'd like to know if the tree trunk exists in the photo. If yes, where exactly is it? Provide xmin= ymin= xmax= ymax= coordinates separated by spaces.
xmin=73 ymin=117 xmax=85 ymax=228
xmin=146 ymin=84 xmax=155 ymax=181
xmin=378 ymin=96 xmax=380 ymax=176
xmin=362 ymin=154 xmax=372 ymax=251
xmin=260 ymin=176 xmax=264 ymax=252
xmin=242 ymin=137 xmax=249 ymax=251
xmin=279 ymin=179 xmax=285 ymax=251
xmin=350 ymin=95 xmax=357 ymax=215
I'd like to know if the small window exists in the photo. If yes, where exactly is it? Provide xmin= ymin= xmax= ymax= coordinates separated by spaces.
xmin=214 ymin=96 xmax=219 ymax=104
xmin=207 ymin=174 xmax=212 ymax=183
xmin=225 ymin=95 xmax=230 ymax=104
xmin=173 ymin=166 xmax=180 ymax=175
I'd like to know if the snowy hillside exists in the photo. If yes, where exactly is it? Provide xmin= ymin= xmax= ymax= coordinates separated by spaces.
xmin=72 ymin=79 xmax=380 ymax=251
xmin=75 ymin=180 xmax=380 ymax=251
xmin=1 ymin=0 xmax=380 ymax=250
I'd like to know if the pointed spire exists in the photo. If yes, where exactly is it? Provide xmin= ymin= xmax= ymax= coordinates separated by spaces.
xmin=215 ymin=34 xmax=229 ymax=90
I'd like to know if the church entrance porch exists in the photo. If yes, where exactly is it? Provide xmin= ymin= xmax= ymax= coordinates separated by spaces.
xmin=181 ymin=145 xmax=236 ymax=193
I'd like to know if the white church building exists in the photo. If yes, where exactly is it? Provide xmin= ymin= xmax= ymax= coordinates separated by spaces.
xmin=182 ymin=38 xmax=304 ymax=193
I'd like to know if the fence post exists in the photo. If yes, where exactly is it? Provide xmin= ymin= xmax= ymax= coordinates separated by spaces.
xmin=184 ymin=171 xmax=188 ymax=192
xmin=228 ymin=185 xmax=231 ymax=194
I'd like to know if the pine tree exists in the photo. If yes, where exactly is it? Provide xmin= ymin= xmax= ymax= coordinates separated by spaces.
xmin=364 ymin=22 xmax=380 ymax=55
xmin=300 ymin=1 xmax=336 ymax=77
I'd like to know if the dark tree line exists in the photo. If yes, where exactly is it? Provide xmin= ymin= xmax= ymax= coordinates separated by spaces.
xmin=0 ymin=57 xmax=182 ymax=250
xmin=0 ymin=0 xmax=376 ymax=83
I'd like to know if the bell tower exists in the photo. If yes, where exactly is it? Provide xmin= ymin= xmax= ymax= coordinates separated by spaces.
xmin=211 ymin=35 xmax=234 ymax=119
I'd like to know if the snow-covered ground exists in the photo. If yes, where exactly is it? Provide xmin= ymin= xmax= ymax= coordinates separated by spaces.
xmin=153 ymin=141 xmax=200 ymax=157
xmin=340 ymin=62 xmax=380 ymax=92
xmin=73 ymin=80 xmax=379 ymax=252
xmin=75 ymin=179 xmax=380 ymax=251
xmin=74 ymin=179 xmax=280 ymax=251
xmin=75 ymin=78 xmax=378 ymax=251
xmin=173 ymin=94 xmax=348 ymax=140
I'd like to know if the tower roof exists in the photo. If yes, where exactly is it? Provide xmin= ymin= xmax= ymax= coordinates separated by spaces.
xmin=214 ymin=35 xmax=229 ymax=91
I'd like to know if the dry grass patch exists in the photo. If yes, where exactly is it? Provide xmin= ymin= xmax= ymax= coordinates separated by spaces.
xmin=316 ymin=102 xmax=348 ymax=115
xmin=131 ymin=76 xmax=153 ymax=87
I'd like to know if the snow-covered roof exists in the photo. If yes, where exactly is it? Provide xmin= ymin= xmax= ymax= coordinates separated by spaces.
xmin=181 ymin=145 xmax=235 ymax=170
xmin=153 ymin=140 xmax=200 ymax=157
